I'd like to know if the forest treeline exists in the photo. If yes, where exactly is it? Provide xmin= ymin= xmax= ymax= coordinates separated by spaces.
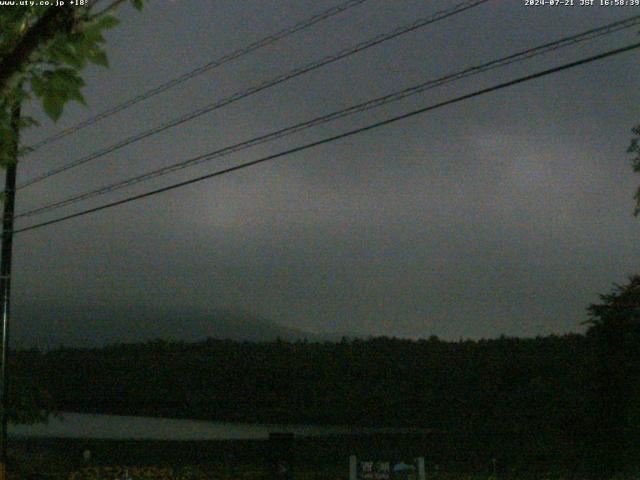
xmin=10 ymin=276 xmax=640 ymax=473
xmin=6 ymin=334 xmax=607 ymax=430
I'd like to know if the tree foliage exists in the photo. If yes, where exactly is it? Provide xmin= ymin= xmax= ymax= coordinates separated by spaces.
xmin=12 ymin=278 xmax=638 ymax=472
xmin=0 ymin=0 xmax=144 ymax=167
xmin=9 ymin=276 xmax=639 ymax=472
xmin=584 ymin=275 xmax=640 ymax=471
xmin=25 ymin=334 xmax=590 ymax=432
xmin=12 ymin=334 xmax=598 ymax=472
xmin=8 ymin=349 xmax=56 ymax=425
xmin=586 ymin=274 xmax=640 ymax=334
xmin=0 ymin=0 xmax=144 ymax=424
xmin=628 ymin=125 xmax=640 ymax=215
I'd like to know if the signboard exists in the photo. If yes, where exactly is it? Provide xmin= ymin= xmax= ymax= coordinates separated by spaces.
xmin=350 ymin=457 xmax=424 ymax=480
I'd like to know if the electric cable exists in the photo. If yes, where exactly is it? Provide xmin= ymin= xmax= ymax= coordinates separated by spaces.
xmin=15 ymin=15 xmax=640 ymax=220
xmin=25 ymin=0 xmax=372 ymax=152
xmin=17 ymin=0 xmax=489 ymax=189
xmin=14 ymin=41 xmax=640 ymax=235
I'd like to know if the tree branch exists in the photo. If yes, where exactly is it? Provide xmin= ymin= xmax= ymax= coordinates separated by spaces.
xmin=0 ymin=7 xmax=76 ymax=95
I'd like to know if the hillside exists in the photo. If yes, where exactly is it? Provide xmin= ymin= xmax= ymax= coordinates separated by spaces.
xmin=11 ymin=306 xmax=342 ymax=348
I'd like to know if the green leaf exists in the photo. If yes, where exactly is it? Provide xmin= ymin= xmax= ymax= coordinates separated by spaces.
xmin=52 ymin=68 xmax=85 ymax=89
xmin=30 ymin=76 xmax=47 ymax=97
xmin=131 ymin=0 xmax=143 ymax=10
xmin=92 ymin=14 xmax=120 ymax=31
xmin=49 ymin=42 xmax=84 ymax=69
xmin=67 ymin=87 xmax=87 ymax=106
xmin=0 ymin=126 xmax=14 ymax=149
xmin=86 ymin=31 xmax=105 ymax=44
xmin=87 ymin=48 xmax=109 ymax=67
xmin=42 ymin=95 xmax=64 ymax=121
xmin=81 ymin=24 xmax=106 ymax=44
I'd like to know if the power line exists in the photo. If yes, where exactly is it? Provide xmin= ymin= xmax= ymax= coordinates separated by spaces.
xmin=24 ymin=0 xmax=371 ymax=153
xmin=14 ymin=41 xmax=640 ymax=235
xmin=17 ymin=0 xmax=489 ymax=190
xmin=14 ymin=15 xmax=640 ymax=220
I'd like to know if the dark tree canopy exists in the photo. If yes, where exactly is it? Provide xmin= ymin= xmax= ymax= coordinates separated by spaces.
xmin=0 ymin=0 xmax=144 ymax=424
xmin=584 ymin=275 xmax=640 ymax=472
xmin=0 ymin=0 xmax=143 ymax=167
xmin=628 ymin=126 xmax=640 ymax=216
xmin=586 ymin=274 xmax=640 ymax=334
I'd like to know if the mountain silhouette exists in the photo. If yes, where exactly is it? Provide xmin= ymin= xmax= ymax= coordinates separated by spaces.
xmin=11 ymin=305 xmax=352 ymax=348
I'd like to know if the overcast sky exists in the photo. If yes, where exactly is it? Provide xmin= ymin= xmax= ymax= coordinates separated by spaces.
xmin=7 ymin=0 xmax=640 ymax=346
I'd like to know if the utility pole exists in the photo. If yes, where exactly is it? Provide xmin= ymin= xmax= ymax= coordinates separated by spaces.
xmin=0 ymin=102 xmax=21 ymax=480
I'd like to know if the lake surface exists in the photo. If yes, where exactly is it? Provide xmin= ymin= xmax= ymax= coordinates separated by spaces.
xmin=9 ymin=412 xmax=427 ymax=440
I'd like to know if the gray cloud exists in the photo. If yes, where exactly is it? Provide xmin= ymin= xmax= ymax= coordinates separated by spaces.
xmin=8 ymin=0 xmax=640 ymax=346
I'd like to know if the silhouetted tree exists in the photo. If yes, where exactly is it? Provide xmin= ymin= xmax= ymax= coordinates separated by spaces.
xmin=584 ymin=275 xmax=640 ymax=473
xmin=12 ymin=332 xmax=602 ymax=472
xmin=628 ymin=125 xmax=640 ymax=216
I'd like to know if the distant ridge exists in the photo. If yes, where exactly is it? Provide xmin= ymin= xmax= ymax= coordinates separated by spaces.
xmin=12 ymin=305 xmax=357 ymax=349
